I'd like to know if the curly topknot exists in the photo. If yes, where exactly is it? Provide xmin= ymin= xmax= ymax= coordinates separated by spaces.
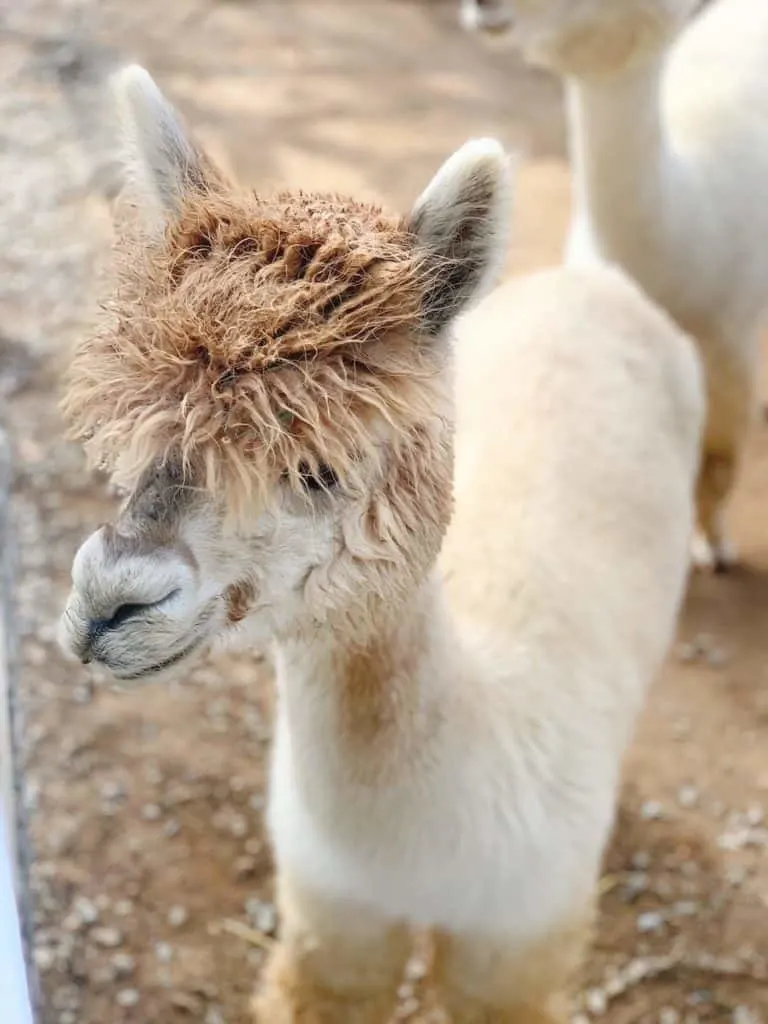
xmin=63 ymin=187 xmax=447 ymax=516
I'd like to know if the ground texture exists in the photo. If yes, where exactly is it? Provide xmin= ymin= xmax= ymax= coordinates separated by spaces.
xmin=0 ymin=2 xmax=766 ymax=1022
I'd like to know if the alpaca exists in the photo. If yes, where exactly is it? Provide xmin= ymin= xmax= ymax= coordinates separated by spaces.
xmin=58 ymin=66 xmax=704 ymax=1023
xmin=508 ymin=0 xmax=768 ymax=571
xmin=460 ymin=0 xmax=512 ymax=33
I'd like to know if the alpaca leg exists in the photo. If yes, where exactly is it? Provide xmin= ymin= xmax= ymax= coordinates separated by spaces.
xmin=692 ymin=450 xmax=738 ymax=573
xmin=432 ymin=916 xmax=588 ymax=1024
xmin=252 ymin=872 xmax=410 ymax=1024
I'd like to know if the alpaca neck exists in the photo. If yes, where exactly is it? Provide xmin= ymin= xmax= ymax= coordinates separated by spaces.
xmin=567 ymin=55 xmax=685 ymax=289
xmin=273 ymin=576 xmax=460 ymax=783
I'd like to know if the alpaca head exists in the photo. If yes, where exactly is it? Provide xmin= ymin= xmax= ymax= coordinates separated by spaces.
xmin=510 ymin=0 xmax=700 ymax=77
xmin=58 ymin=66 xmax=512 ymax=682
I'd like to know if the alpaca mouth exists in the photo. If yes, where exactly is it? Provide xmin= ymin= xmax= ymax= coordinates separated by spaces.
xmin=114 ymin=635 xmax=206 ymax=681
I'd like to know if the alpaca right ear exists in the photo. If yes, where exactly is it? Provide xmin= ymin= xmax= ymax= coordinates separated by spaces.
xmin=109 ymin=64 xmax=217 ymax=225
xmin=409 ymin=139 xmax=513 ymax=335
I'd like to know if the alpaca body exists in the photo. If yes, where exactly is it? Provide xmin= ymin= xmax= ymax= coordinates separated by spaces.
xmin=59 ymin=66 xmax=703 ymax=1022
xmin=514 ymin=0 xmax=768 ymax=568
xmin=567 ymin=0 xmax=768 ymax=351
xmin=269 ymin=265 xmax=702 ymax=944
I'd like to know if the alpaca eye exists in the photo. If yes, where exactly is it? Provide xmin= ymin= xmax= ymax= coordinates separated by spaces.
xmin=298 ymin=462 xmax=339 ymax=492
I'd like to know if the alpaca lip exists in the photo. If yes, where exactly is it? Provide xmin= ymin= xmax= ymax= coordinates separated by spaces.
xmin=111 ymin=636 xmax=205 ymax=681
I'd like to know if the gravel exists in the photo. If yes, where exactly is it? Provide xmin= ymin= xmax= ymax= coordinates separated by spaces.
xmin=115 ymin=988 xmax=140 ymax=1008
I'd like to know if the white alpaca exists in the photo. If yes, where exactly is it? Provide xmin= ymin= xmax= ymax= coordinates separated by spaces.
xmin=59 ymin=66 xmax=704 ymax=1023
xmin=508 ymin=0 xmax=768 ymax=571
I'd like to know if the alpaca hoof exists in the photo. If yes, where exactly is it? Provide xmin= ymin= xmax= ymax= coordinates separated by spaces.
xmin=690 ymin=531 xmax=714 ymax=571
xmin=691 ymin=531 xmax=737 ymax=573
xmin=713 ymin=548 xmax=736 ymax=574
xmin=459 ymin=0 xmax=512 ymax=34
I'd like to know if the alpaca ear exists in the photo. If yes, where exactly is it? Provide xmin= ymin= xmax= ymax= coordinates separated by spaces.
xmin=409 ymin=139 xmax=513 ymax=335
xmin=109 ymin=64 xmax=220 ymax=224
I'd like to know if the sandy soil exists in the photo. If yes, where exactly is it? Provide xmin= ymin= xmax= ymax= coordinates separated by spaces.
xmin=1 ymin=2 xmax=766 ymax=1022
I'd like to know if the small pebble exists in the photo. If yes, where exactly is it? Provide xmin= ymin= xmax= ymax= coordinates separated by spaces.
xmin=142 ymin=802 xmax=163 ymax=821
xmin=733 ymin=1007 xmax=759 ymax=1024
xmin=671 ymin=900 xmax=698 ymax=917
xmin=116 ymin=988 xmax=140 ymax=1008
xmin=404 ymin=956 xmax=428 ymax=982
xmin=114 ymin=900 xmax=134 ymax=917
xmin=659 ymin=1009 xmax=680 ymax=1024
xmin=72 ymin=684 xmax=92 ymax=705
xmin=585 ymin=989 xmax=607 ymax=1015
xmin=111 ymin=952 xmax=136 ymax=977
xmin=90 ymin=965 xmax=117 ymax=986
xmin=631 ymin=851 xmax=651 ymax=870
xmin=229 ymin=813 xmax=249 ymax=838
xmin=622 ymin=872 xmax=648 ymax=901
xmin=144 ymin=763 xmax=164 ymax=786
xmin=686 ymin=991 xmax=711 ymax=1006
xmin=100 ymin=780 xmax=125 ymax=801
xmin=676 ymin=642 xmax=698 ymax=663
xmin=641 ymin=800 xmax=665 ymax=821
xmin=34 ymin=946 xmax=56 ymax=972
xmin=636 ymin=910 xmax=665 ymax=933
xmin=164 ymin=818 xmax=181 ymax=838
xmin=677 ymin=785 xmax=699 ymax=809
xmin=235 ymin=855 xmax=257 ymax=879
xmin=726 ymin=865 xmax=748 ymax=887
xmin=245 ymin=897 xmax=277 ymax=935
xmin=746 ymin=804 xmax=765 ymax=827
xmin=91 ymin=926 xmax=123 ymax=948
xmin=156 ymin=941 xmax=174 ymax=963
xmin=168 ymin=905 xmax=188 ymax=928
xmin=74 ymin=896 xmax=99 ymax=925
xmin=399 ymin=997 xmax=420 ymax=1018
xmin=705 ymin=647 xmax=728 ymax=668
xmin=172 ymin=991 xmax=204 ymax=1013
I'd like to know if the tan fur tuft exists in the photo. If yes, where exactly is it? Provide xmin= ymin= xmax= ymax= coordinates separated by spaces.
xmin=63 ymin=188 xmax=443 ymax=519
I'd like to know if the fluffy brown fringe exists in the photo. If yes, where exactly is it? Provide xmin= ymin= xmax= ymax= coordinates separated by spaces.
xmin=63 ymin=188 xmax=446 ymax=520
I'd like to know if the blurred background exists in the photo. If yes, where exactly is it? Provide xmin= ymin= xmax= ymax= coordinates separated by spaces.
xmin=0 ymin=1 xmax=766 ymax=1022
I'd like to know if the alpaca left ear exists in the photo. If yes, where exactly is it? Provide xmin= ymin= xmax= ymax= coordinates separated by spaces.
xmin=109 ymin=64 xmax=224 ymax=226
xmin=409 ymin=138 xmax=514 ymax=335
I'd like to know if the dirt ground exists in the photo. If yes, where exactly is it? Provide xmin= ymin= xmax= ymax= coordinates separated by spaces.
xmin=1 ymin=2 xmax=766 ymax=1023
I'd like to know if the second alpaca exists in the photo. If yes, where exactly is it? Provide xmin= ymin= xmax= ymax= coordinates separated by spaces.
xmin=511 ymin=0 xmax=768 ymax=570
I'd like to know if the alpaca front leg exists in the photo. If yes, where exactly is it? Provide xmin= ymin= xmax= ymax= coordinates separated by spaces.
xmin=252 ymin=872 xmax=410 ymax=1024
xmin=692 ymin=450 xmax=738 ymax=573
xmin=432 ymin=917 xmax=587 ymax=1024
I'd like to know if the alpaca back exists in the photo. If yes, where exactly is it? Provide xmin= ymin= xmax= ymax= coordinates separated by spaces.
xmin=441 ymin=265 xmax=703 ymax=726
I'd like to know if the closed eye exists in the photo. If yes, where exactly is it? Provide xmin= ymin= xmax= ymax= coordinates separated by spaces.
xmin=298 ymin=462 xmax=339 ymax=493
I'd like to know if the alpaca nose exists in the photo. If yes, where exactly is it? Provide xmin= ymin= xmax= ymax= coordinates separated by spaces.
xmin=81 ymin=593 xmax=179 ymax=661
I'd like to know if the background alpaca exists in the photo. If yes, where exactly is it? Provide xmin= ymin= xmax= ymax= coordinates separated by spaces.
xmin=507 ymin=0 xmax=768 ymax=572
xmin=58 ymin=67 xmax=704 ymax=1023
